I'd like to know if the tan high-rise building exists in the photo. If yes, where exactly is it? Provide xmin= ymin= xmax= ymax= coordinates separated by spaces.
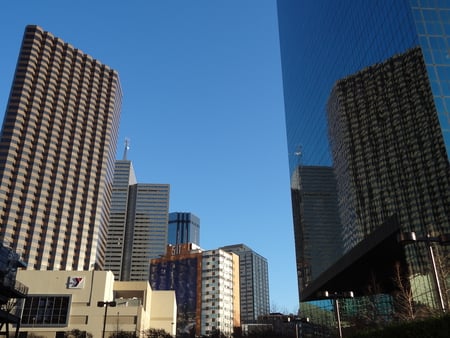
xmin=0 ymin=25 xmax=122 ymax=271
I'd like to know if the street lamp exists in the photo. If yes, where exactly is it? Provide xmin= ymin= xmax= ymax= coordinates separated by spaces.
xmin=288 ymin=317 xmax=309 ymax=338
xmin=317 ymin=291 xmax=354 ymax=338
xmin=398 ymin=231 xmax=450 ymax=313
xmin=97 ymin=300 xmax=117 ymax=338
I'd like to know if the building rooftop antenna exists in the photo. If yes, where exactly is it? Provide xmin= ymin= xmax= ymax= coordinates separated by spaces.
xmin=123 ymin=138 xmax=130 ymax=160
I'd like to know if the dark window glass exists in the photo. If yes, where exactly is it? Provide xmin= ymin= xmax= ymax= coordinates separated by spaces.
xmin=21 ymin=295 xmax=70 ymax=326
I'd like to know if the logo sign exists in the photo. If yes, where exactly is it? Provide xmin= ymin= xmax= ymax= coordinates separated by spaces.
xmin=68 ymin=276 xmax=85 ymax=289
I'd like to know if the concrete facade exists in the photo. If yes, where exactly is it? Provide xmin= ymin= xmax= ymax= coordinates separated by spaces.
xmin=16 ymin=270 xmax=176 ymax=337
xmin=0 ymin=25 xmax=122 ymax=271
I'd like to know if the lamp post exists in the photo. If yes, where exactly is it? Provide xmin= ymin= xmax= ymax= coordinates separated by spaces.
xmin=318 ymin=291 xmax=354 ymax=338
xmin=398 ymin=231 xmax=449 ymax=313
xmin=97 ymin=300 xmax=117 ymax=338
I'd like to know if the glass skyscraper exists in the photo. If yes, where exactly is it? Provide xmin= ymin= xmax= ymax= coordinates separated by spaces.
xmin=105 ymin=159 xmax=170 ymax=281
xmin=278 ymin=0 xmax=449 ymax=171
xmin=290 ymin=166 xmax=343 ymax=294
xmin=0 ymin=25 xmax=122 ymax=271
xmin=277 ymin=0 xmax=450 ymax=319
xmin=168 ymin=212 xmax=200 ymax=246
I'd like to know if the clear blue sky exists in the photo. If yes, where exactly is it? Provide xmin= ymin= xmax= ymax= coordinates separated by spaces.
xmin=0 ymin=1 xmax=298 ymax=312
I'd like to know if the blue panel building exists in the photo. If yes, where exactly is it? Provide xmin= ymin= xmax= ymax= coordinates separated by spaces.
xmin=168 ymin=212 xmax=200 ymax=246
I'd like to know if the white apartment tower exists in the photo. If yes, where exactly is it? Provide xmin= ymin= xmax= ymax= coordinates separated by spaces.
xmin=201 ymin=249 xmax=240 ymax=337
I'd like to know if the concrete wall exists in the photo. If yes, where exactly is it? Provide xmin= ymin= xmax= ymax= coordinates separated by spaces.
xmin=16 ymin=270 xmax=176 ymax=338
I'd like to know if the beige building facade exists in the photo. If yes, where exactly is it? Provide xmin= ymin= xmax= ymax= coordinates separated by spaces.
xmin=16 ymin=270 xmax=176 ymax=337
xmin=0 ymin=25 xmax=122 ymax=271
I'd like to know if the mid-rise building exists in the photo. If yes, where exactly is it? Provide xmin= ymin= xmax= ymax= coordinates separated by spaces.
xmin=0 ymin=25 xmax=122 ymax=270
xmin=150 ymin=244 xmax=240 ymax=337
xmin=105 ymin=159 xmax=170 ymax=281
xmin=168 ymin=212 xmax=200 ymax=246
xmin=220 ymin=244 xmax=270 ymax=323
xmin=201 ymin=248 xmax=240 ymax=337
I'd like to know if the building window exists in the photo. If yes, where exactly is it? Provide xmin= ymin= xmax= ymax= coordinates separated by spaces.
xmin=21 ymin=295 xmax=70 ymax=326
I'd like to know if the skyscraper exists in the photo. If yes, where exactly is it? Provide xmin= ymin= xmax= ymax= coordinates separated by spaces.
xmin=277 ymin=0 xmax=450 ymax=312
xmin=290 ymin=166 xmax=342 ymax=292
xmin=328 ymin=47 xmax=450 ymax=253
xmin=220 ymin=244 xmax=270 ymax=324
xmin=278 ymin=1 xmax=449 ymax=171
xmin=0 ymin=25 xmax=122 ymax=271
xmin=168 ymin=212 xmax=200 ymax=246
xmin=328 ymin=47 xmax=450 ymax=308
xmin=105 ymin=159 xmax=170 ymax=281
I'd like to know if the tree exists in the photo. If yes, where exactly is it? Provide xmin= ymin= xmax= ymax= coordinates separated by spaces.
xmin=109 ymin=330 xmax=137 ymax=338
xmin=65 ymin=329 xmax=93 ymax=338
xmin=392 ymin=261 xmax=416 ymax=321
xmin=142 ymin=328 xmax=172 ymax=338
xmin=434 ymin=241 xmax=450 ymax=311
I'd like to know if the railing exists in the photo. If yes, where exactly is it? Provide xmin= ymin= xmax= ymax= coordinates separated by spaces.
xmin=13 ymin=279 xmax=28 ymax=296
xmin=0 ymin=278 xmax=28 ymax=298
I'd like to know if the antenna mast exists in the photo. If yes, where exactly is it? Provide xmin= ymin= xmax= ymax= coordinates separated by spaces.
xmin=123 ymin=138 xmax=130 ymax=160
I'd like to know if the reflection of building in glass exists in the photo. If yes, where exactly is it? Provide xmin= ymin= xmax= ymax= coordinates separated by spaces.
xmin=105 ymin=159 xmax=170 ymax=281
xmin=168 ymin=212 xmax=200 ymax=246
xmin=290 ymin=166 xmax=343 ymax=293
xmin=327 ymin=47 xmax=450 ymax=308
xmin=277 ymin=0 xmax=450 ymax=332
xmin=220 ymin=244 xmax=270 ymax=323
xmin=0 ymin=25 xmax=122 ymax=271
xmin=150 ymin=244 xmax=240 ymax=337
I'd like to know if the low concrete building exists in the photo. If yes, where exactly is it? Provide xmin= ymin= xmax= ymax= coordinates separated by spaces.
xmin=16 ymin=270 xmax=176 ymax=337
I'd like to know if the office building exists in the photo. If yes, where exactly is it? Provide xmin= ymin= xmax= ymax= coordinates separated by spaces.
xmin=105 ymin=159 xmax=170 ymax=281
xmin=221 ymin=244 xmax=270 ymax=323
xmin=328 ymin=46 xmax=450 ymax=303
xmin=277 ymin=0 xmax=450 ymax=321
xmin=289 ymin=166 xmax=343 ymax=292
xmin=16 ymin=270 xmax=177 ymax=338
xmin=150 ymin=244 xmax=240 ymax=337
xmin=328 ymin=47 xmax=450 ymax=253
xmin=0 ymin=25 xmax=122 ymax=270
xmin=168 ymin=212 xmax=200 ymax=246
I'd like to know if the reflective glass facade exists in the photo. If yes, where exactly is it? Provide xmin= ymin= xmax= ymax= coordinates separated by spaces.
xmin=291 ymin=166 xmax=343 ymax=292
xmin=278 ymin=0 xmax=450 ymax=321
xmin=328 ymin=47 xmax=450 ymax=253
xmin=278 ymin=0 xmax=450 ymax=173
xmin=328 ymin=47 xmax=450 ymax=310
xmin=0 ymin=25 xmax=122 ymax=271
xmin=168 ymin=212 xmax=200 ymax=246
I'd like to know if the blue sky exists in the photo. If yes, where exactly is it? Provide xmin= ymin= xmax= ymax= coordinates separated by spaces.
xmin=0 ymin=1 xmax=298 ymax=312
